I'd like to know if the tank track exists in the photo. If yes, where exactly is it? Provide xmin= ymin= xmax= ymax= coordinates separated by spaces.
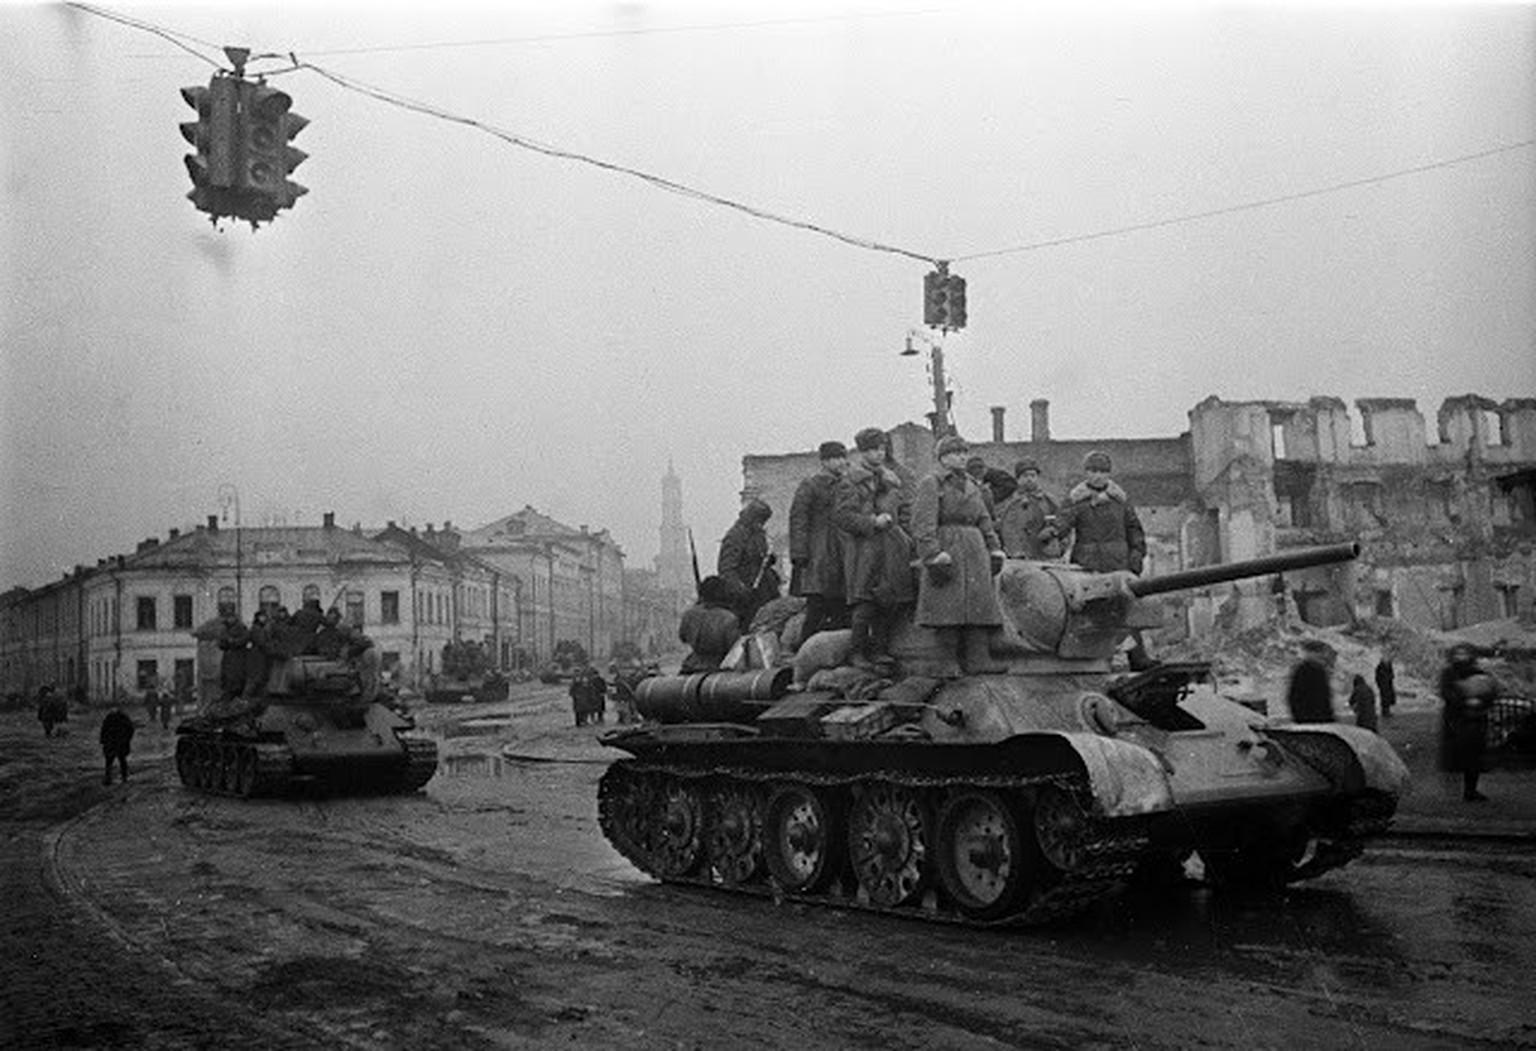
xmin=175 ymin=733 xmax=294 ymax=798
xmin=174 ymin=732 xmax=438 ymax=798
xmin=598 ymin=758 xmax=1148 ymax=929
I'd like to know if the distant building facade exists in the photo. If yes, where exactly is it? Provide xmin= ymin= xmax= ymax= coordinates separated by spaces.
xmin=1 ymin=502 xmax=654 ymax=703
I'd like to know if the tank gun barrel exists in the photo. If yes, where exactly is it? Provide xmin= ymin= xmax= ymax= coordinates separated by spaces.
xmin=1127 ymin=542 xmax=1359 ymax=598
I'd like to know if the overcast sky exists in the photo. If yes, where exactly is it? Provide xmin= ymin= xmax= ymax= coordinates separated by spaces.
xmin=2 ymin=1 xmax=1533 ymax=590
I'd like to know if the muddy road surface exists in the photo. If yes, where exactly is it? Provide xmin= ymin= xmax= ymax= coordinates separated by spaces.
xmin=4 ymin=691 xmax=1534 ymax=1049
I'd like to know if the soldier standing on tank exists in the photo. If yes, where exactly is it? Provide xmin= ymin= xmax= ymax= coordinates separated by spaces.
xmin=835 ymin=427 xmax=916 ymax=672
xmin=995 ymin=457 xmax=1061 ymax=560
xmin=215 ymin=609 xmax=252 ymax=703
xmin=1045 ymin=450 xmax=1150 ymax=667
xmin=789 ymin=440 xmax=850 ymax=641
xmin=291 ymin=595 xmax=326 ymax=653
xmin=718 ymin=498 xmax=779 ymax=631
xmin=913 ymin=434 xmax=1008 ymax=674
xmin=99 ymin=706 xmax=135 ymax=785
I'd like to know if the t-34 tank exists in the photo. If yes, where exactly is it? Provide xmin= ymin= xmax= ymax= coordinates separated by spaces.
xmin=597 ymin=542 xmax=1408 ymax=927
xmin=176 ymin=655 xmax=438 ymax=797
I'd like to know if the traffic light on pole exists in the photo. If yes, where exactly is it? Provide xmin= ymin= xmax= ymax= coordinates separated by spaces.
xmin=181 ymin=75 xmax=239 ymax=220
xmin=237 ymin=81 xmax=309 ymax=224
xmin=945 ymin=274 xmax=967 ymax=330
xmin=923 ymin=269 xmax=949 ymax=328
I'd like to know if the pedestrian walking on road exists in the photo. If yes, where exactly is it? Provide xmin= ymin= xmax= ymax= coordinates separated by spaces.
xmin=1348 ymin=673 xmax=1379 ymax=732
xmin=1286 ymin=640 xmax=1336 ymax=724
xmin=99 ymin=707 xmax=135 ymax=784
xmin=1375 ymin=656 xmax=1397 ymax=718
xmin=1440 ymin=643 xmax=1495 ymax=802
xmin=37 ymin=685 xmax=68 ymax=737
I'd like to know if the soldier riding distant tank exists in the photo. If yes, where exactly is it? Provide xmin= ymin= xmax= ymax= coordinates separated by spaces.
xmin=835 ymin=426 xmax=916 ymax=672
xmin=718 ymin=498 xmax=779 ymax=631
xmin=995 ymin=457 xmax=1060 ymax=559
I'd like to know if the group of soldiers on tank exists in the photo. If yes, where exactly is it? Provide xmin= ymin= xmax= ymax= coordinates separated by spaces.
xmin=201 ymin=597 xmax=379 ymax=708
xmin=682 ymin=430 xmax=1146 ymax=676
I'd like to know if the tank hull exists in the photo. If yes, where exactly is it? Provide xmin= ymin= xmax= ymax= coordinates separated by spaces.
xmin=597 ymin=668 xmax=1408 ymax=927
xmin=175 ymin=698 xmax=438 ymax=797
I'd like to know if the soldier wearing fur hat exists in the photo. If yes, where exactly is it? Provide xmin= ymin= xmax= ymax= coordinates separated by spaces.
xmin=833 ymin=426 xmax=916 ymax=671
xmin=717 ymin=497 xmax=779 ymax=631
xmin=995 ymin=456 xmax=1060 ymax=559
xmin=912 ymin=434 xmax=1007 ymax=673
xmin=1047 ymin=450 xmax=1146 ymax=574
xmin=679 ymin=576 xmax=743 ymax=674
xmin=789 ymin=441 xmax=850 ymax=640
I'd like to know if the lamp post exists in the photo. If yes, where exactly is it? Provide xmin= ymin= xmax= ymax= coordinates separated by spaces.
xmin=217 ymin=483 xmax=242 ymax=613
xmin=903 ymin=328 xmax=952 ymax=437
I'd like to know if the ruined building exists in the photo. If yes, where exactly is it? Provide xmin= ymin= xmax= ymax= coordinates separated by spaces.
xmin=742 ymin=394 xmax=1536 ymax=639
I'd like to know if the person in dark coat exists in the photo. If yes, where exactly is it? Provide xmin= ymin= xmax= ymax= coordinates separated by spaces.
xmin=291 ymin=596 xmax=326 ymax=652
xmin=215 ymin=610 xmax=251 ymax=701
xmin=1440 ymin=644 xmax=1495 ymax=801
xmin=1048 ymin=450 xmax=1146 ymax=574
xmin=965 ymin=456 xmax=996 ymax=517
xmin=1348 ymin=673 xmax=1379 ymax=732
xmin=717 ymin=499 xmax=779 ymax=631
xmin=37 ymin=685 xmax=68 ymax=737
xmin=1374 ymin=656 xmax=1397 ymax=718
xmin=994 ymin=457 xmax=1060 ymax=559
xmin=834 ymin=426 xmax=917 ymax=671
xmin=913 ymin=434 xmax=1007 ymax=674
xmin=679 ymin=576 xmax=743 ymax=673
xmin=1286 ymin=640 xmax=1336 ymax=723
xmin=789 ymin=440 xmax=850 ymax=640
xmin=99 ymin=707 xmax=135 ymax=784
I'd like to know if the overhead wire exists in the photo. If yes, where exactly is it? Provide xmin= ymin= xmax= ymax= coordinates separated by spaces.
xmin=66 ymin=1 xmax=1536 ymax=274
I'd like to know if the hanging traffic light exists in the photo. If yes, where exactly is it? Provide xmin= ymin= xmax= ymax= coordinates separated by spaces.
xmin=181 ymin=75 xmax=241 ymax=221
xmin=923 ymin=269 xmax=949 ymax=328
xmin=945 ymin=274 xmax=967 ymax=330
xmin=236 ymin=81 xmax=309 ymax=223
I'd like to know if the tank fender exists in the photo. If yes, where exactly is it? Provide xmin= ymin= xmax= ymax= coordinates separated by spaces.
xmin=1264 ymin=725 xmax=1410 ymax=797
xmin=1030 ymin=731 xmax=1175 ymax=819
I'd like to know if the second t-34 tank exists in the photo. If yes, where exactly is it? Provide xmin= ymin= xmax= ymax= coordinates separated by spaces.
xmin=597 ymin=542 xmax=1408 ymax=926
xmin=176 ymin=654 xmax=438 ymax=797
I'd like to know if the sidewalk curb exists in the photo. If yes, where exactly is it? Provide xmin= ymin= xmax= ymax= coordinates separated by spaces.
xmin=1381 ymin=822 xmax=1536 ymax=844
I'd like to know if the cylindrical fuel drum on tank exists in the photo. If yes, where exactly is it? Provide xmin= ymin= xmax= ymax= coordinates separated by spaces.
xmin=635 ymin=668 xmax=792 ymax=723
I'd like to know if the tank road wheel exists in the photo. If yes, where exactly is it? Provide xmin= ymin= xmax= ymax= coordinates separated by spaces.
xmin=707 ymin=785 xmax=765 ymax=886
xmin=848 ymin=782 xmax=929 ymax=908
xmin=764 ymin=785 xmax=842 ymax=894
xmin=936 ymin=791 xmax=1028 ymax=921
xmin=1033 ymin=786 xmax=1092 ymax=875
xmin=234 ymin=746 xmax=259 ymax=798
xmin=651 ymin=779 xmax=706 ymax=878
xmin=175 ymin=738 xmax=196 ymax=788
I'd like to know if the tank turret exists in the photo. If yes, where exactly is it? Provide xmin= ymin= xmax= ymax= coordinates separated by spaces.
xmin=997 ymin=542 xmax=1360 ymax=661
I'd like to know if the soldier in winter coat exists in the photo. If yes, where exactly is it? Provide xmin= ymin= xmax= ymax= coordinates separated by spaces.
xmin=834 ymin=427 xmax=916 ymax=670
xmin=789 ymin=441 xmax=850 ymax=640
xmin=717 ymin=498 xmax=779 ymax=630
xmin=994 ymin=457 xmax=1060 ymax=559
xmin=99 ymin=707 xmax=135 ymax=784
xmin=913 ymin=434 xmax=1007 ymax=673
xmin=1048 ymin=450 xmax=1145 ymax=574
xmin=679 ymin=576 xmax=744 ymax=673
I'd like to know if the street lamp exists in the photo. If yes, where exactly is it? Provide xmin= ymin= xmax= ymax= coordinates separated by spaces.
xmin=217 ymin=483 xmax=242 ymax=613
xmin=902 ymin=328 xmax=952 ymax=436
